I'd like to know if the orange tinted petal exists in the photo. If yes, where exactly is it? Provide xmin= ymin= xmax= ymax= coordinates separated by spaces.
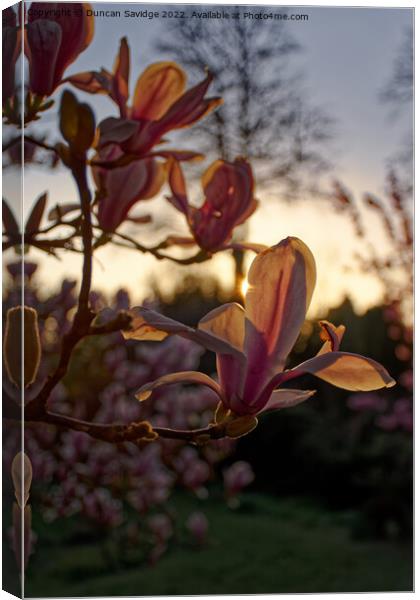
xmin=317 ymin=321 xmax=346 ymax=355
xmin=124 ymin=307 xmax=243 ymax=358
xmin=113 ymin=36 xmax=129 ymax=82
xmin=156 ymin=71 xmax=220 ymax=132
xmin=293 ymin=351 xmax=396 ymax=391
xmin=81 ymin=3 xmax=95 ymax=50
xmin=198 ymin=303 xmax=245 ymax=352
xmin=66 ymin=71 xmax=107 ymax=93
xmin=167 ymin=159 xmax=189 ymax=215
xmin=262 ymin=389 xmax=316 ymax=412
xmin=170 ymin=97 xmax=223 ymax=130
xmin=135 ymin=371 xmax=222 ymax=402
xmin=245 ymin=237 xmax=316 ymax=371
xmin=131 ymin=62 xmax=186 ymax=121
xmin=112 ymin=36 xmax=130 ymax=112
xmin=193 ymin=158 xmax=255 ymax=251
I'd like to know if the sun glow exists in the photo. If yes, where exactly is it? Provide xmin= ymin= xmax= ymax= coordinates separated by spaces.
xmin=240 ymin=277 xmax=249 ymax=299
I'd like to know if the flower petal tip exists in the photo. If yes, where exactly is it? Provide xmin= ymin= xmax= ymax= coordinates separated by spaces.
xmin=136 ymin=389 xmax=152 ymax=402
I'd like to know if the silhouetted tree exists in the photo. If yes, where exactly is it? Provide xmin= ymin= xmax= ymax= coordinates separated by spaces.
xmin=381 ymin=26 xmax=413 ymax=109
xmin=157 ymin=6 xmax=333 ymax=293
xmin=380 ymin=26 xmax=413 ymax=194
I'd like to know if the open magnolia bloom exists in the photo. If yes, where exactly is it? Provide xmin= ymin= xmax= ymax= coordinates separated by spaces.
xmin=91 ymin=145 xmax=204 ymax=232
xmin=26 ymin=2 xmax=94 ymax=97
xmin=91 ymin=145 xmax=166 ymax=232
xmin=123 ymin=238 xmax=395 ymax=436
xmin=69 ymin=37 xmax=222 ymax=158
xmin=167 ymin=157 xmax=258 ymax=252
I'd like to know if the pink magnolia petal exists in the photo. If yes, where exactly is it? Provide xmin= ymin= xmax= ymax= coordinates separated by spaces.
xmin=123 ymin=307 xmax=195 ymax=342
xmin=98 ymin=117 xmax=139 ymax=147
xmin=66 ymin=70 xmax=108 ymax=94
xmin=192 ymin=158 xmax=255 ymax=252
xmin=123 ymin=307 xmax=242 ymax=358
xmin=242 ymin=237 xmax=316 ymax=404
xmin=216 ymin=354 xmax=246 ymax=410
xmin=167 ymin=159 xmax=190 ymax=216
xmin=135 ymin=371 xmax=222 ymax=402
xmin=198 ymin=304 xmax=247 ymax=404
xmin=112 ymin=37 xmax=130 ymax=112
xmin=316 ymin=321 xmax=346 ymax=355
xmin=93 ymin=145 xmax=166 ymax=231
xmin=245 ymin=237 xmax=316 ymax=367
xmin=198 ymin=303 xmax=245 ymax=352
xmin=292 ymin=352 xmax=396 ymax=391
xmin=261 ymin=389 xmax=316 ymax=413
xmin=157 ymin=71 xmax=220 ymax=132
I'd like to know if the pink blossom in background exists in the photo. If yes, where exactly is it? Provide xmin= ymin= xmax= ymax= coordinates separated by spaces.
xmin=186 ymin=511 xmax=208 ymax=546
xmin=3 ymin=273 xmax=247 ymax=564
xmin=147 ymin=513 xmax=173 ymax=543
xmin=223 ymin=461 xmax=255 ymax=499
xmin=347 ymin=393 xmax=387 ymax=413
xmin=399 ymin=369 xmax=413 ymax=391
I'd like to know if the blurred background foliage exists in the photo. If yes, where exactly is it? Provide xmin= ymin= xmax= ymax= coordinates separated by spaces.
xmin=3 ymin=263 xmax=413 ymax=595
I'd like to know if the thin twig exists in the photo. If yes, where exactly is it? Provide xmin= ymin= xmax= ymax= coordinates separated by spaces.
xmin=107 ymin=229 xmax=211 ymax=265
xmin=25 ymin=159 xmax=95 ymax=420
xmin=23 ymin=410 xmax=226 ymax=444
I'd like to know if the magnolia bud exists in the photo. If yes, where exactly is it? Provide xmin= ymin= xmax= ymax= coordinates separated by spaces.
xmin=4 ymin=306 xmax=41 ymax=388
xmin=11 ymin=452 xmax=33 ymax=508
xmin=60 ymin=90 xmax=95 ymax=154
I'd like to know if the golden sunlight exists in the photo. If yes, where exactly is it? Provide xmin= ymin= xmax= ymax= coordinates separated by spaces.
xmin=240 ymin=276 xmax=249 ymax=299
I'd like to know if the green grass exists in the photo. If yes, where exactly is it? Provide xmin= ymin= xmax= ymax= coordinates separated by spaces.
xmin=22 ymin=493 xmax=412 ymax=596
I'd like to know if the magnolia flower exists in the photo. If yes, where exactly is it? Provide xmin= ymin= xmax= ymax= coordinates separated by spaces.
xmin=186 ymin=511 xmax=208 ymax=545
xmin=123 ymin=237 xmax=395 ymax=434
xmin=91 ymin=146 xmax=203 ymax=232
xmin=223 ymin=461 xmax=255 ymax=498
xmin=92 ymin=145 xmax=166 ymax=231
xmin=148 ymin=514 xmax=173 ymax=543
xmin=26 ymin=2 xmax=94 ymax=96
xmin=70 ymin=37 xmax=222 ymax=157
xmin=167 ymin=157 xmax=258 ymax=252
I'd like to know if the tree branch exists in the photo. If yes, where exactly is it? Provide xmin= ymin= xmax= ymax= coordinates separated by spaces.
xmin=22 ymin=410 xmax=226 ymax=445
xmin=25 ymin=159 xmax=95 ymax=420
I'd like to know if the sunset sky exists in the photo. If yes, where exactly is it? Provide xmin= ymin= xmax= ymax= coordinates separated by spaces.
xmin=3 ymin=3 xmax=413 ymax=316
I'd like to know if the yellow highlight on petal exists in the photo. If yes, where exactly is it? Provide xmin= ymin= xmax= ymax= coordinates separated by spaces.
xmin=136 ymin=390 xmax=152 ymax=402
xmin=240 ymin=277 xmax=249 ymax=300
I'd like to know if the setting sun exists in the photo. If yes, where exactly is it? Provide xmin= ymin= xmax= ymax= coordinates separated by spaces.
xmin=240 ymin=277 xmax=249 ymax=299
